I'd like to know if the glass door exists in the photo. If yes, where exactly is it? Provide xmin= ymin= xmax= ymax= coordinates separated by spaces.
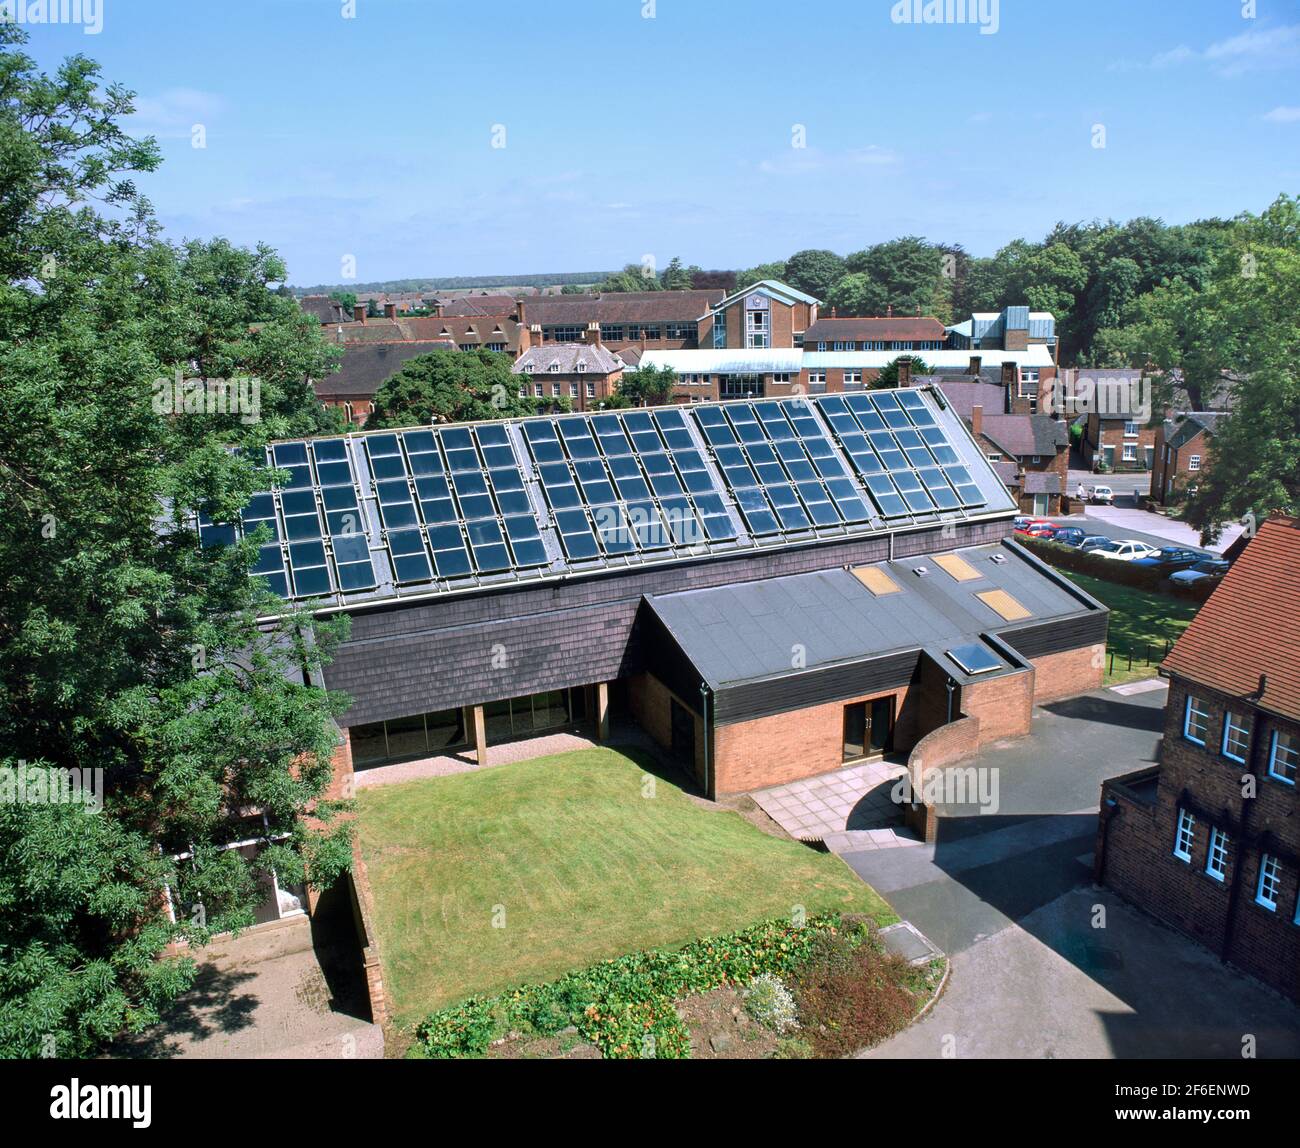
xmin=868 ymin=696 xmax=895 ymax=754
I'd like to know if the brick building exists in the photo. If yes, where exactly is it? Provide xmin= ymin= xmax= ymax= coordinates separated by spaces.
xmin=1151 ymin=412 xmax=1222 ymax=506
xmin=222 ymin=388 xmax=1107 ymax=803
xmin=1097 ymin=516 xmax=1300 ymax=1002
xmin=804 ymin=314 xmax=948 ymax=353
xmin=517 ymin=289 xmax=725 ymax=352
xmin=970 ymin=408 xmax=1070 ymax=516
xmin=512 ymin=343 xmax=624 ymax=412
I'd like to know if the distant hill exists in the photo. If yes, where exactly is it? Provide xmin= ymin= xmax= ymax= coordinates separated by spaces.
xmin=292 ymin=272 xmax=615 ymax=296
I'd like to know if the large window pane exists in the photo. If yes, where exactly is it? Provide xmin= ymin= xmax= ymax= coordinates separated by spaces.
xmin=426 ymin=708 xmax=466 ymax=751
xmin=351 ymin=721 xmax=388 ymax=767
xmin=532 ymin=690 xmax=569 ymax=730
xmin=384 ymin=714 xmax=428 ymax=760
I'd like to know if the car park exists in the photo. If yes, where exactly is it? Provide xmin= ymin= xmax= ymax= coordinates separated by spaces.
xmin=1078 ymin=534 xmax=1114 ymax=552
xmin=1131 ymin=546 xmax=1208 ymax=573
xmin=1050 ymin=527 xmax=1088 ymax=547
xmin=1169 ymin=558 xmax=1231 ymax=585
xmin=1023 ymin=521 xmax=1061 ymax=538
xmin=1013 ymin=517 xmax=1054 ymax=535
xmin=1093 ymin=539 xmax=1161 ymax=562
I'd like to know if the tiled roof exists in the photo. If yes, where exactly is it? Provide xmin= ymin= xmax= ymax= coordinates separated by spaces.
xmin=1162 ymin=516 xmax=1300 ymax=722
xmin=991 ymin=461 xmax=1021 ymax=487
xmin=512 ymin=344 xmax=623 ymax=375
xmin=1023 ymin=471 xmax=1062 ymax=495
xmin=313 ymin=342 xmax=451 ymax=398
xmin=521 ymin=289 xmax=724 ymax=326
xmin=300 ymin=295 xmax=350 ymax=324
xmin=1165 ymin=411 xmax=1225 ymax=450
xmin=916 ymin=379 xmax=1008 ymax=419
xmin=979 ymin=414 xmax=1068 ymax=459
xmin=804 ymin=316 xmax=947 ymax=343
xmin=331 ymin=315 xmax=520 ymax=348
xmin=437 ymin=294 xmax=519 ymax=317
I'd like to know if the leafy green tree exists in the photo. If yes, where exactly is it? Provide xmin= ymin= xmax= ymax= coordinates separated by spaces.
xmin=782 ymin=249 xmax=844 ymax=299
xmin=330 ymin=290 xmax=357 ymax=313
xmin=598 ymin=263 xmax=662 ymax=293
xmin=845 ymin=236 xmax=944 ymax=317
xmin=823 ymin=272 xmax=887 ymax=317
xmin=872 ymin=356 xmax=931 ymax=388
xmin=735 ymin=261 xmax=787 ymax=291
xmin=368 ymin=348 xmax=536 ymax=427
xmin=617 ymin=364 xmax=679 ymax=406
xmin=660 ymin=256 xmax=693 ymax=291
xmin=0 ymin=26 xmax=352 ymax=1057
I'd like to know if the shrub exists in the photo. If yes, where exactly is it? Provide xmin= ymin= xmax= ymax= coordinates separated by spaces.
xmin=743 ymin=973 xmax=798 ymax=1033
xmin=790 ymin=938 xmax=917 ymax=1058
xmin=772 ymin=1036 xmax=815 ymax=1059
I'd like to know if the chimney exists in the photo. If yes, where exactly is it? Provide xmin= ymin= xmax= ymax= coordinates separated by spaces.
xmin=384 ymin=302 xmax=398 ymax=321
xmin=971 ymin=403 xmax=983 ymax=438
xmin=830 ymin=306 xmax=837 ymax=318
xmin=525 ymin=323 xmax=543 ymax=352
xmin=1001 ymin=361 xmax=1016 ymax=390
xmin=886 ymin=303 xmax=893 ymax=318
xmin=516 ymin=299 xmax=527 ymax=328
xmin=353 ymin=303 xmax=366 ymax=324
xmin=969 ymin=355 xmax=982 ymax=376
xmin=915 ymin=304 xmax=922 ymax=317
xmin=898 ymin=357 xmax=912 ymax=388
xmin=583 ymin=322 xmax=602 ymax=347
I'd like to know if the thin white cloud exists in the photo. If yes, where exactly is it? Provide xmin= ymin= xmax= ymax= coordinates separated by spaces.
xmin=758 ymin=146 xmax=899 ymax=176
xmin=1263 ymin=105 xmax=1300 ymax=123
xmin=127 ymin=89 xmax=224 ymax=139
xmin=1109 ymin=23 xmax=1300 ymax=76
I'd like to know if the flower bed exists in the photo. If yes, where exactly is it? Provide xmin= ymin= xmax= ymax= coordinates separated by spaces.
xmin=413 ymin=913 xmax=943 ymax=1059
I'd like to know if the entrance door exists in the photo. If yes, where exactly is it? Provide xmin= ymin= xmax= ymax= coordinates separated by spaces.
xmin=1032 ymin=493 xmax=1049 ymax=516
xmin=670 ymin=698 xmax=694 ymax=763
xmin=868 ymin=696 xmax=895 ymax=754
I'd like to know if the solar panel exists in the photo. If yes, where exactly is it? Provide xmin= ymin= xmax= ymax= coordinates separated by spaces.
xmin=208 ymin=386 xmax=1002 ymax=607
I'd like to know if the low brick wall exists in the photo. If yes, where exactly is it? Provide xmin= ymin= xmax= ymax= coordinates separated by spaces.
xmin=903 ymin=714 xmax=982 ymax=842
xmin=347 ymin=840 xmax=389 ymax=1029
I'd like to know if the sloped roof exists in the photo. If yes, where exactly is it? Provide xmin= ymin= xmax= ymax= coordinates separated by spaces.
xmin=916 ymin=379 xmax=1008 ymax=419
xmin=979 ymin=414 xmax=1068 ymax=458
xmin=438 ymin=294 xmax=519 ymax=316
xmin=522 ymin=289 xmax=724 ymax=326
xmin=331 ymin=315 xmax=520 ymax=347
xmin=300 ymin=295 xmax=350 ymax=324
xmin=513 ymin=344 xmax=623 ymax=375
xmin=805 ymin=316 xmax=947 ymax=343
xmin=313 ymin=342 xmax=450 ymax=398
xmin=1165 ymin=411 xmax=1225 ymax=450
xmin=1162 ymin=516 xmax=1300 ymax=721
xmin=1023 ymin=471 xmax=1062 ymax=495
xmin=712 ymin=279 xmax=821 ymax=311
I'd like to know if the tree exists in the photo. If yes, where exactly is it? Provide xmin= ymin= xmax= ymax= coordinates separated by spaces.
xmin=735 ymin=261 xmax=787 ymax=291
xmin=368 ymin=348 xmax=536 ymax=427
xmin=660 ymin=257 xmax=693 ymax=291
xmin=782 ymin=249 xmax=845 ymax=299
xmin=872 ymin=356 xmax=931 ymax=388
xmin=0 ymin=26 xmax=352 ymax=1057
xmin=597 ymin=263 xmax=662 ymax=293
xmin=823 ymin=272 xmax=888 ymax=317
xmin=330 ymin=290 xmax=357 ymax=314
xmin=617 ymin=365 xmax=679 ymax=406
xmin=845 ymin=236 xmax=945 ymax=317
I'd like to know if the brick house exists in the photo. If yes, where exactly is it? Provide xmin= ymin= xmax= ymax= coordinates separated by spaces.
xmin=513 ymin=342 xmax=624 ymax=412
xmin=517 ymin=289 xmax=725 ymax=353
xmin=702 ymin=280 xmax=820 ymax=351
xmin=970 ymin=407 xmax=1070 ymax=516
xmin=1097 ymin=516 xmax=1300 ymax=1002
xmin=1151 ymin=412 xmax=1222 ymax=506
xmin=315 ymin=340 xmax=457 ymax=427
xmin=804 ymin=314 xmax=948 ymax=354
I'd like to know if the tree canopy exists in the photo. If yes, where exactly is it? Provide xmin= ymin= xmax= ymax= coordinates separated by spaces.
xmin=368 ymin=348 xmax=538 ymax=428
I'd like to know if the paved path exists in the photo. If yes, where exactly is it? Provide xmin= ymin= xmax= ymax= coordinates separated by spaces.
xmin=845 ymin=684 xmax=1300 ymax=1059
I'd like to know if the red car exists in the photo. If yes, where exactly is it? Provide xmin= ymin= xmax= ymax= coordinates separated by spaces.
xmin=1013 ymin=517 xmax=1056 ymax=536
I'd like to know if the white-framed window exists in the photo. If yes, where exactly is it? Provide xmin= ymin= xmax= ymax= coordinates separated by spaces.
xmin=1124 ymin=421 xmax=1139 ymax=437
xmin=1122 ymin=443 xmax=1137 ymax=462
xmin=547 ymin=362 xmax=561 ymax=373
xmin=986 ymin=452 xmax=1002 ymax=462
xmin=577 ymin=362 xmax=587 ymax=373
xmin=1256 ymin=854 xmax=1281 ymax=910
xmin=1222 ymin=711 xmax=1250 ymax=762
xmin=1174 ymin=808 xmax=1196 ymax=862
xmin=533 ymin=383 xmax=542 ymax=397
xmin=745 ymin=308 xmax=770 ymax=349
xmin=1018 ymin=370 xmax=1039 ymax=397
xmin=568 ymin=382 xmax=577 ymax=397
xmin=516 ymin=386 xmax=526 ymax=399
xmin=550 ymin=383 xmax=560 ymax=397
xmin=844 ymin=370 xmax=863 ymax=385
xmin=1031 ymin=455 xmax=1041 ymax=464
xmin=585 ymin=383 xmax=595 ymax=398
xmin=1184 ymin=695 xmax=1209 ymax=744
xmin=817 ymin=341 xmax=828 ymax=352
xmin=808 ymin=370 xmax=827 ymax=385
xmin=1189 ymin=455 xmax=1201 ymax=471
xmin=772 ymin=372 xmax=792 ymax=384
xmin=1269 ymin=730 xmax=1298 ymax=784
xmin=1206 ymin=827 xmax=1229 ymax=882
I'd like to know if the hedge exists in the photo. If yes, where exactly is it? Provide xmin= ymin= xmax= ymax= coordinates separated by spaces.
xmin=1018 ymin=536 xmax=1218 ymax=602
xmin=413 ymin=913 xmax=869 ymax=1059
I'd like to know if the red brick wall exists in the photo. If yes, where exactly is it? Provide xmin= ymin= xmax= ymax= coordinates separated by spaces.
xmin=626 ymin=672 xmax=706 ymax=788
xmin=1032 ymin=644 xmax=1103 ymax=703
xmin=1100 ymin=678 xmax=1300 ymax=1002
xmin=958 ymin=666 xmax=1034 ymax=743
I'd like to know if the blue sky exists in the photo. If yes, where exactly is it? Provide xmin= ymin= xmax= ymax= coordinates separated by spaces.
xmin=24 ymin=0 xmax=1300 ymax=285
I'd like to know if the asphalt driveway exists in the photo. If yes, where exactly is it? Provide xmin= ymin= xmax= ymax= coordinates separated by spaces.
xmin=845 ymin=682 xmax=1300 ymax=1059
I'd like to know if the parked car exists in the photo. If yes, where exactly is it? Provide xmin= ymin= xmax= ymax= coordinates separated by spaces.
xmin=1023 ymin=521 xmax=1061 ymax=538
xmin=1013 ymin=517 xmax=1054 ymax=535
xmin=1131 ymin=546 xmax=1209 ymax=573
xmin=1050 ymin=527 xmax=1088 ymax=547
xmin=1088 ymin=485 xmax=1115 ymax=504
xmin=1093 ymin=539 xmax=1161 ymax=562
xmin=1078 ymin=534 xmax=1114 ymax=553
xmin=1169 ymin=558 xmax=1231 ymax=586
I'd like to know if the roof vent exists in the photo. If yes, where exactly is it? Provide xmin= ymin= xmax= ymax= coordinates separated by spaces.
xmin=989 ymin=554 xmax=1008 ymax=565
xmin=912 ymin=565 xmax=929 ymax=576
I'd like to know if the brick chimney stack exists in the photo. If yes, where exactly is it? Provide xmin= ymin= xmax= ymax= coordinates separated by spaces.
xmin=898 ymin=357 xmax=912 ymax=388
xmin=384 ymin=302 xmax=398 ymax=321
xmin=886 ymin=303 xmax=893 ymax=318
xmin=969 ymin=354 xmax=982 ymax=376
xmin=971 ymin=403 xmax=983 ymax=438
xmin=354 ymin=303 xmax=366 ymax=324
xmin=1001 ymin=361 xmax=1016 ymax=388
xmin=583 ymin=322 xmax=602 ymax=347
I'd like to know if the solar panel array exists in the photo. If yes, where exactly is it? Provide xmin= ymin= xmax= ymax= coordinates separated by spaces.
xmin=198 ymin=388 xmax=1009 ymax=607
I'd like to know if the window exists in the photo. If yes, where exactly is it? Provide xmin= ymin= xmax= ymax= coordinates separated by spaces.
xmin=1222 ymin=711 xmax=1250 ymax=762
xmin=986 ymin=452 xmax=1002 ymax=462
xmin=1269 ymin=730 xmax=1298 ymax=784
xmin=844 ymin=369 xmax=863 ymax=386
xmin=533 ymin=383 xmax=543 ymax=397
xmin=1206 ymin=827 xmax=1229 ymax=881
xmin=1018 ymin=370 xmax=1039 ymax=397
xmin=808 ymin=370 xmax=827 ymax=385
xmin=713 ymin=318 xmax=728 ymax=349
xmin=549 ymin=326 xmax=582 ymax=342
xmin=1256 ymin=854 xmax=1281 ymax=910
xmin=666 ymin=322 xmax=694 ymax=339
xmin=568 ymin=382 xmax=578 ymax=397
xmin=1031 ymin=455 xmax=1041 ymax=464
xmin=1189 ymin=455 xmax=1201 ymax=471
xmin=585 ymin=383 xmax=595 ymax=398
xmin=547 ymin=362 xmax=561 ymax=373
xmin=1124 ymin=421 xmax=1139 ymax=437
xmin=1184 ymin=695 xmax=1209 ymax=744
xmin=1122 ymin=443 xmax=1136 ymax=462
xmin=576 ymin=362 xmax=586 ymax=372
xmin=745 ymin=308 xmax=769 ymax=349
xmin=603 ymin=326 xmax=624 ymax=342
xmin=1173 ymin=808 xmax=1195 ymax=861
xmin=550 ymin=383 xmax=559 ymax=397
xmin=817 ymin=341 xmax=828 ymax=352
xmin=772 ymin=372 xmax=792 ymax=384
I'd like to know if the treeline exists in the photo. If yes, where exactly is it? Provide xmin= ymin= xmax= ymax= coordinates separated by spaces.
xmin=294 ymin=271 xmax=615 ymax=294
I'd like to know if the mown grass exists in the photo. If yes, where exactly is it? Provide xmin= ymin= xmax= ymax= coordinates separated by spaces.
xmin=1066 ymin=570 xmax=1200 ymax=684
xmin=356 ymin=747 xmax=893 ymax=1024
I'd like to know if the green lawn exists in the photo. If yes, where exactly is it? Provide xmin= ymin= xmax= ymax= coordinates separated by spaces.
xmin=1067 ymin=571 xmax=1200 ymax=685
xmin=356 ymin=747 xmax=894 ymax=1025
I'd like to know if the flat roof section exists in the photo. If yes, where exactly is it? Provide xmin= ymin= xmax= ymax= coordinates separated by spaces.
xmin=644 ymin=540 xmax=1100 ymax=691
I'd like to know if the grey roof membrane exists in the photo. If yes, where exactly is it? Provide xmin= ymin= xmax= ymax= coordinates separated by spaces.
xmin=645 ymin=541 xmax=1098 ymax=688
